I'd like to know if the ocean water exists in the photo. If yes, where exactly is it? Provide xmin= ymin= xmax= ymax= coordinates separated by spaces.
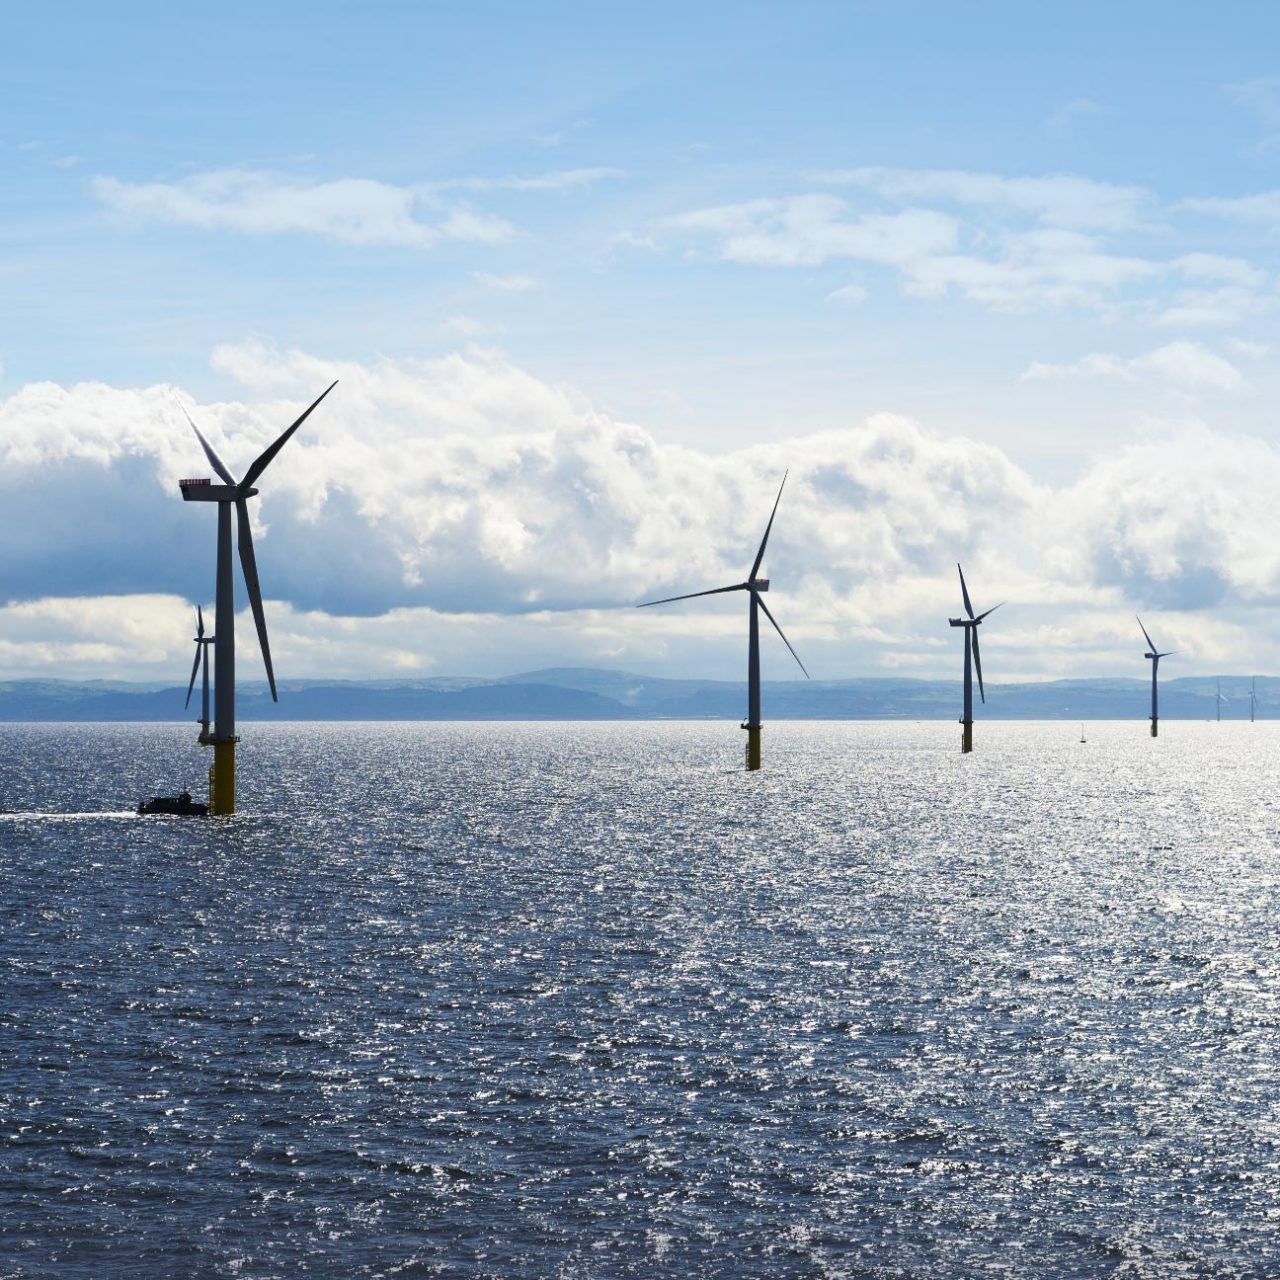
xmin=3 ymin=719 xmax=1280 ymax=1279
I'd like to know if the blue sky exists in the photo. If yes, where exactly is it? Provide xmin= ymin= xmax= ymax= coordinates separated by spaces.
xmin=4 ymin=2 xmax=1280 ymax=682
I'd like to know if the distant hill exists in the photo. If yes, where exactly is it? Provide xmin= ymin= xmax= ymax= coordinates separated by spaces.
xmin=0 ymin=669 xmax=1273 ymax=721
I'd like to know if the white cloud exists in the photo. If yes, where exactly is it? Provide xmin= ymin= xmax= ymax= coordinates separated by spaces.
xmin=1171 ymin=253 xmax=1265 ymax=286
xmin=5 ymin=343 xmax=1280 ymax=681
xmin=427 ymin=167 xmax=626 ymax=192
xmin=1020 ymin=352 xmax=1134 ymax=383
xmin=811 ymin=166 xmax=1153 ymax=231
xmin=1157 ymin=286 xmax=1274 ymax=328
xmin=1225 ymin=337 xmax=1270 ymax=358
xmin=93 ymin=166 xmax=625 ymax=248
xmin=662 ymin=167 xmax=1276 ymax=318
xmin=93 ymin=169 xmax=519 ymax=247
xmin=1021 ymin=340 xmax=1247 ymax=393
xmin=441 ymin=315 xmax=490 ymax=337
xmin=665 ymin=195 xmax=958 ymax=267
xmin=1183 ymin=189 xmax=1280 ymax=225
xmin=903 ymin=227 xmax=1159 ymax=310
xmin=1065 ymin=423 xmax=1280 ymax=608
xmin=826 ymin=283 xmax=868 ymax=304
xmin=1136 ymin=341 xmax=1248 ymax=392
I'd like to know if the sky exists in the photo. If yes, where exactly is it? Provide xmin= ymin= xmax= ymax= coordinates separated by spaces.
xmin=4 ymin=0 xmax=1280 ymax=684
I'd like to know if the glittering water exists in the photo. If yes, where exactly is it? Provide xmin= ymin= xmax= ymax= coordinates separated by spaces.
xmin=4 ymin=720 xmax=1280 ymax=1278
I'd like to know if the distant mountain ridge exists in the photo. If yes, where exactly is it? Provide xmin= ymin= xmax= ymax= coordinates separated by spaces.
xmin=0 ymin=669 xmax=1273 ymax=721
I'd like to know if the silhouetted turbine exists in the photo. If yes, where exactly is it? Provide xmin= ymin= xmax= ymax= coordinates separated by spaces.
xmin=179 ymin=381 xmax=337 ymax=812
xmin=1137 ymin=616 xmax=1175 ymax=738
xmin=948 ymin=564 xmax=1001 ymax=754
xmin=184 ymin=605 xmax=215 ymax=744
xmin=638 ymin=473 xmax=808 ymax=770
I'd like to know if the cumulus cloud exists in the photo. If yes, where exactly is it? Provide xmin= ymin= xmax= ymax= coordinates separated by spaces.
xmin=4 ymin=342 xmax=1280 ymax=681
xmin=1065 ymin=425 xmax=1280 ymax=609
xmin=1021 ymin=341 xmax=1247 ymax=393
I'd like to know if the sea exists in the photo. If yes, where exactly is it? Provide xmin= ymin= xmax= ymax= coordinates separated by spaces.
xmin=3 ymin=720 xmax=1279 ymax=1279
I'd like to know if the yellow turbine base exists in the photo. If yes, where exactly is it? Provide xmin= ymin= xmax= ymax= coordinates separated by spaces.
xmin=961 ymin=721 xmax=973 ymax=754
xmin=746 ymin=726 xmax=762 ymax=771
xmin=210 ymin=740 xmax=236 ymax=815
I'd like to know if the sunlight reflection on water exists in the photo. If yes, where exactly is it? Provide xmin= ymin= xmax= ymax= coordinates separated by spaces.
xmin=3 ymin=720 xmax=1280 ymax=1277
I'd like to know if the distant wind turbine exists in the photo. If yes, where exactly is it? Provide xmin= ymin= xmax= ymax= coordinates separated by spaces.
xmin=637 ymin=473 xmax=808 ymax=771
xmin=1137 ymin=617 xmax=1174 ymax=738
xmin=1252 ymin=677 xmax=1258 ymax=723
xmin=948 ymin=564 xmax=1001 ymax=754
xmin=184 ymin=605 xmax=214 ymax=745
xmin=179 ymin=381 xmax=337 ymax=813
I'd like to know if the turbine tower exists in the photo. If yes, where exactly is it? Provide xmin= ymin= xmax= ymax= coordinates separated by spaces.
xmin=948 ymin=564 xmax=1000 ymax=754
xmin=1137 ymin=617 xmax=1174 ymax=738
xmin=184 ymin=605 xmax=214 ymax=745
xmin=179 ymin=381 xmax=337 ymax=813
xmin=638 ymin=473 xmax=808 ymax=770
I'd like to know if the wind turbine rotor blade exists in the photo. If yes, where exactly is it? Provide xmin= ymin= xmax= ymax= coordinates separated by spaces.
xmin=184 ymin=644 xmax=201 ymax=709
xmin=754 ymin=591 xmax=809 ymax=678
xmin=972 ymin=627 xmax=986 ymax=703
xmin=975 ymin=602 xmax=1003 ymax=623
xmin=236 ymin=500 xmax=278 ymax=701
xmin=958 ymin=564 xmax=975 ymax=620
xmin=1136 ymin=615 xmax=1157 ymax=653
xmin=1158 ymin=650 xmax=1177 ymax=659
xmin=748 ymin=471 xmax=788 ymax=581
xmin=636 ymin=582 xmax=749 ymax=607
xmin=240 ymin=380 xmax=338 ymax=491
xmin=196 ymin=604 xmax=205 ymax=638
xmin=180 ymin=404 xmax=237 ymax=486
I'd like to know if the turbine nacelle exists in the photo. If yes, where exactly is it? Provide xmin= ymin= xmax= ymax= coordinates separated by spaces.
xmin=751 ymin=578 xmax=770 ymax=593
xmin=181 ymin=482 xmax=258 ymax=502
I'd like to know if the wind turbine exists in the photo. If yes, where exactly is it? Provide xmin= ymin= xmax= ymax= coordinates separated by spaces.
xmin=1217 ymin=678 xmax=1223 ymax=722
xmin=184 ymin=606 xmax=215 ymax=745
xmin=637 ymin=473 xmax=808 ymax=770
xmin=178 ymin=382 xmax=337 ymax=813
xmin=1252 ymin=677 xmax=1258 ymax=723
xmin=948 ymin=564 xmax=1000 ymax=754
xmin=1137 ymin=617 xmax=1174 ymax=738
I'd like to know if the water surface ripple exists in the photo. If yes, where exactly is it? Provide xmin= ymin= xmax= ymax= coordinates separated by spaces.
xmin=3 ymin=721 xmax=1280 ymax=1278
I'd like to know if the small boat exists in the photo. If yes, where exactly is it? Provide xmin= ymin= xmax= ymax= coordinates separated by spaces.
xmin=138 ymin=792 xmax=208 ymax=816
